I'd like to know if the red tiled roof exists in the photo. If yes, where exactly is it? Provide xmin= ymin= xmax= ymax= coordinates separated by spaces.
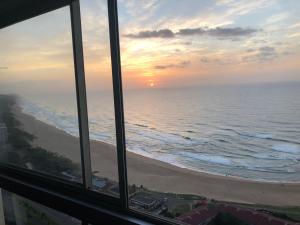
xmin=177 ymin=204 xmax=300 ymax=225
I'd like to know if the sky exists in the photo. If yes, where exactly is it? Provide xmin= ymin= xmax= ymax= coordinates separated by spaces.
xmin=0 ymin=0 xmax=300 ymax=92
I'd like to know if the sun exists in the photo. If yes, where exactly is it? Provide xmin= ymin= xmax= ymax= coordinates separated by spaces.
xmin=146 ymin=78 xmax=157 ymax=88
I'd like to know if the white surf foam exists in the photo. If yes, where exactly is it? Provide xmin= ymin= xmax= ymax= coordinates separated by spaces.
xmin=272 ymin=143 xmax=300 ymax=154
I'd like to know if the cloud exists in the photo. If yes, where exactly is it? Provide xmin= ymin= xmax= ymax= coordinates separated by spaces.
xmin=119 ymin=0 xmax=160 ymax=20
xmin=289 ymin=22 xmax=300 ymax=29
xmin=282 ymin=51 xmax=291 ymax=56
xmin=253 ymin=39 xmax=267 ymax=44
xmin=154 ymin=60 xmax=191 ymax=70
xmin=207 ymin=27 xmax=258 ymax=37
xmin=124 ymin=26 xmax=259 ymax=40
xmin=216 ymin=0 xmax=235 ymax=5
xmin=265 ymin=12 xmax=289 ymax=25
xmin=182 ymin=41 xmax=192 ymax=45
xmin=288 ymin=32 xmax=300 ymax=38
xmin=177 ymin=28 xmax=205 ymax=36
xmin=246 ymin=48 xmax=255 ymax=52
xmin=259 ymin=46 xmax=276 ymax=55
xmin=177 ymin=27 xmax=258 ymax=38
xmin=258 ymin=46 xmax=278 ymax=60
xmin=124 ymin=29 xmax=175 ymax=38
xmin=200 ymin=57 xmax=233 ymax=66
xmin=200 ymin=57 xmax=210 ymax=63
xmin=242 ymin=46 xmax=278 ymax=63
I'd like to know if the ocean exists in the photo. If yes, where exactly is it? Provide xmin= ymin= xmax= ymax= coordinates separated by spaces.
xmin=18 ymin=82 xmax=300 ymax=182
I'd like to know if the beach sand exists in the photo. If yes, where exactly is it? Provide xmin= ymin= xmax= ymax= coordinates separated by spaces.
xmin=13 ymin=106 xmax=300 ymax=206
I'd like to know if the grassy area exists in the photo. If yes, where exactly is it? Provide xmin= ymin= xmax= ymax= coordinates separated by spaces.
xmin=247 ymin=204 xmax=300 ymax=222
xmin=214 ymin=200 xmax=300 ymax=222
xmin=140 ymin=187 xmax=206 ymax=201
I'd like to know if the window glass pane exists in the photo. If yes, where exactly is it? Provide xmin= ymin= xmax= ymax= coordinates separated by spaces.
xmin=0 ymin=8 xmax=82 ymax=182
xmin=81 ymin=0 xmax=119 ymax=196
xmin=119 ymin=0 xmax=300 ymax=224
xmin=1 ymin=189 xmax=81 ymax=225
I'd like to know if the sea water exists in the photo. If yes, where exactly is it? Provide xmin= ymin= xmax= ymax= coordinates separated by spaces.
xmin=18 ymin=82 xmax=300 ymax=182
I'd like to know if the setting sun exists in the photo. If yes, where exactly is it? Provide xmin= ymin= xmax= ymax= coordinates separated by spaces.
xmin=1 ymin=1 xmax=300 ymax=225
xmin=147 ymin=79 xmax=156 ymax=88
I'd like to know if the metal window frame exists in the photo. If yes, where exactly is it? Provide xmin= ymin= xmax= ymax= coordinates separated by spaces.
xmin=0 ymin=0 xmax=123 ymax=207
xmin=0 ymin=165 xmax=150 ymax=225
xmin=0 ymin=0 xmax=123 ymax=208
xmin=106 ymin=1 xmax=178 ymax=224
xmin=0 ymin=164 xmax=176 ymax=225
xmin=107 ymin=0 xmax=129 ymax=209
xmin=0 ymin=0 xmax=180 ymax=224
xmin=70 ymin=0 xmax=92 ymax=190
xmin=0 ymin=0 xmax=73 ymax=29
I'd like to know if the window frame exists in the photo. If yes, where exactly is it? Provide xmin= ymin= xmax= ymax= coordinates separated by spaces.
xmin=70 ymin=0 xmax=93 ymax=190
xmin=0 ymin=0 xmax=178 ymax=224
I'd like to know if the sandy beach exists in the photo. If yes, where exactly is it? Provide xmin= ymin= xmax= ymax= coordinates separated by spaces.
xmin=13 ymin=106 xmax=300 ymax=206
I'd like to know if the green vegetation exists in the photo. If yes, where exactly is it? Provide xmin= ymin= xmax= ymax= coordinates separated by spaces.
xmin=207 ymin=202 xmax=218 ymax=209
xmin=143 ymin=188 xmax=206 ymax=201
xmin=208 ymin=212 xmax=250 ymax=225
xmin=255 ymin=205 xmax=300 ymax=222
xmin=128 ymin=184 xmax=137 ymax=195
xmin=1 ymin=94 xmax=300 ymax=224
xmin=227 ymin=201 xmax=300 ymax=222
xmin=169 ymin=204 xmax=191 ymax=217
xmin=0 ymin=95 xmax=81 ymax=180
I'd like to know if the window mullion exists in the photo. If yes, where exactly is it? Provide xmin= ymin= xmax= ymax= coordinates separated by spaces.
xmin=107 ymin=0 xmax=129 ymax=209
xmin=70 ymin=0 xmax=92 ymax=189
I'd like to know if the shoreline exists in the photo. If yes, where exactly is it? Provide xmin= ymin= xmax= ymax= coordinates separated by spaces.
xmin=12 ymin=104 xmax=300 ymax=206
xmin=17 ymin=105 xmax=300 ymax=185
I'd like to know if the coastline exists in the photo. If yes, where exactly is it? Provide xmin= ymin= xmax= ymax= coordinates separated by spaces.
xmin=12 ymin=105 xmax=300 ymax=206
